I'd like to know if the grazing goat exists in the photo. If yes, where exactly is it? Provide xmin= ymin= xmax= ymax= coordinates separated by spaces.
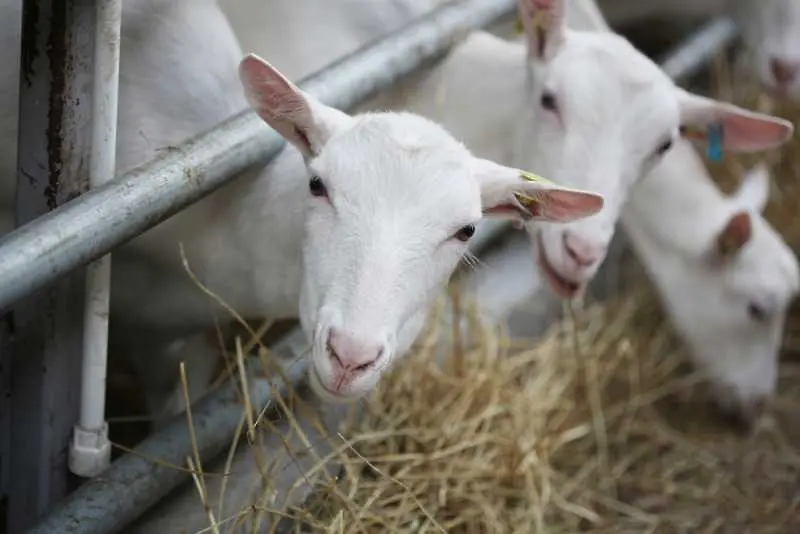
xmin=594 ymin=0 xmax=800 ymax=97
xmin=624 ymin=147 xmax=799 ymax=420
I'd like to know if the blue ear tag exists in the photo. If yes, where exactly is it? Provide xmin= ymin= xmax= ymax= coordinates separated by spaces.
xmin=707 ymin=123 xmax=724 ymax=162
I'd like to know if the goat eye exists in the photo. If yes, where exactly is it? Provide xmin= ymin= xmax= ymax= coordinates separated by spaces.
xmin=309 ymin=175 xmax=327 ymax=197
xmin=748 ymin=303 xmax=768 ymax=322
xmin=654 ymin=139 xmax=673 ymax=157
xmin=540 ymin=91 xmax=558 ymax=112
xmin=454 ymin=224 xmax=476 ymax=242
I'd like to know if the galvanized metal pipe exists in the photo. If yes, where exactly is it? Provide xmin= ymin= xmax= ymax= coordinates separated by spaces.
xmin=658 ymin=16 xmax=737 ymax=79
xmin=27 ymin=13 xmax=739 ymax=534
xmin=27 ymin=331 xmax=311 ymax=534
xmin=0 ymin=0 xmax=518 ymax=313
xmin=69 ymin=0 xmax=122 ymax=479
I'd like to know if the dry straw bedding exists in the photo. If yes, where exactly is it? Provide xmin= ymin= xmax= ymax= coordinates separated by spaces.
xmin=275 ymin=290 xmax=800 ymax=534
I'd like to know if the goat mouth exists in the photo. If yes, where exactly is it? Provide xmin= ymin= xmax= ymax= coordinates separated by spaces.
xmin=310 ymin=363 xmax=360 ymax=405
xmin=310 ymin=364 xmax=344 ymax=398
xmin=536 ymin=233 xmax=581 ymax=299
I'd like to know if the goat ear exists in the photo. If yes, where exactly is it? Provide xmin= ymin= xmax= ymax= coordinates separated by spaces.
xmin=715 ymin=211 xmax=753 ymax=258
xmin=517 ymin=0 xmax=567 ymax=62
xmin=474 ymin=158 xmax=604 ymax=223
xmin=677 ymin=88 xmax=794 ymax=154
xmin=733 ymin=163 xmax=771 ymax=214
xmin=239 ymin=54 xmax=352 ymax=157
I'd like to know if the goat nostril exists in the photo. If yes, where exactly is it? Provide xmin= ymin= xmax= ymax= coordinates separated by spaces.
xmin=771 ymin=58 xmax=797 ymax=85
xmin=354 ymin=361 xmax=374 ymax=372
xmin=326 ymin=340 xmax=343 ymax=369
xmin=563 ymin=233 xmax=598 ymax=266
xmin=563 ymin=234 xmax=579 ymax=262
xmin=354 ymin=347 xmax=384 ymax=373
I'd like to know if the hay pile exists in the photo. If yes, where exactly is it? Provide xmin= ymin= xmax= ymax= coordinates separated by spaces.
xmin=263 ymin=287 xmax=800 ymax=533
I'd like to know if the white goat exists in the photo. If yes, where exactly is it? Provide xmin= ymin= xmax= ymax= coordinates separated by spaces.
xmin=727 ymin=0 xmax=800 ymax=97
xmin=119 ymin=50 xmax=604 ymax=406
xmin=575 ymin=0 xmax=800 ymax=417
xmin=375 ymin=0 xmax=791 ymax=302
xmin=593 ymin=0 xmax=800 ymax=97
xmin=623 ymin=147 xmax=799 ymax=418
xmin=218 ymin=0 xmax=445 ymax=82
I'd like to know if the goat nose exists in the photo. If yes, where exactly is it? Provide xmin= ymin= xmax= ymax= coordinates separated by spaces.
xmin=770 ymin=57 xmax=798 ymax=87
xmin=327 ymin=328 xmax=385 ymax=373
xmin=563 ymin=232 xmax=603 ymax=267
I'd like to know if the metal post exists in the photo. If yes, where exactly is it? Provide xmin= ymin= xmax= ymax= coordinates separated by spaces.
xmin=69 ymin=0 xmax=121 ymax=480
xmin=7 ymin=0 xmax=95 ymax=531
xmin=0 ymin=314 xmax=10 ymax=527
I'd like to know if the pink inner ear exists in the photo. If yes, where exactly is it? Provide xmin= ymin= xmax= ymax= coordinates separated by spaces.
xmin=240 ymin=56 xmax=302 ymax=119
xmin=520 ymin=0 xmax=558 ymax=60
xmin=720 ymin=113 xmax=792 ymax=152
xmin=540 ymin=189 xmax=603 ymax=222
xmin=717 ymin=210 xmax=752 ymax=254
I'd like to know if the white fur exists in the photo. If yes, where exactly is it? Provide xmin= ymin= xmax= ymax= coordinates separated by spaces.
xmin=0 ymin=0 xmax=248 ymax=212
xmin=0 ymin=0 xmax=255 ymax=417
xmin=569 ymin=0 xmax=800 ymax=414
xmin=130 ymin=51 xmax=602 ymax=402
xmin=623 ymin=145 xmax=799 ymax=415
xmin=373 ymin=0 xmax=791 ymax=301
xmin=217 ymin=0 xmax=445 ymax=82
xmin=727 ymin=0 xmax=800 ymax=96
xmin=217 ymin=0 xmax=800 ymax=98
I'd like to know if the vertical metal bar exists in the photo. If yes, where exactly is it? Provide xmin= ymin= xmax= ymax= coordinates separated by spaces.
xmin=0 ymin=314 xmax=10 ymax=525
xmin=7 ymin=0 xmax=95 ymax=531
xmin=69 ymin=0 xmax=120 ymax=480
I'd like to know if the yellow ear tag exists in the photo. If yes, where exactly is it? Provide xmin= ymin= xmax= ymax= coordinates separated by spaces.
xmin=519 ymin=169 xmax=555 ymax=186
xmin=516 ymin=9 xmax=547 ymax=35
xmin=514 ymin=191 xmax=539 ymax=207
xmin=515 ymin=170 xmax=554 ymax=210
xmin=514 ymin=16 xmax=524 ymax=35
